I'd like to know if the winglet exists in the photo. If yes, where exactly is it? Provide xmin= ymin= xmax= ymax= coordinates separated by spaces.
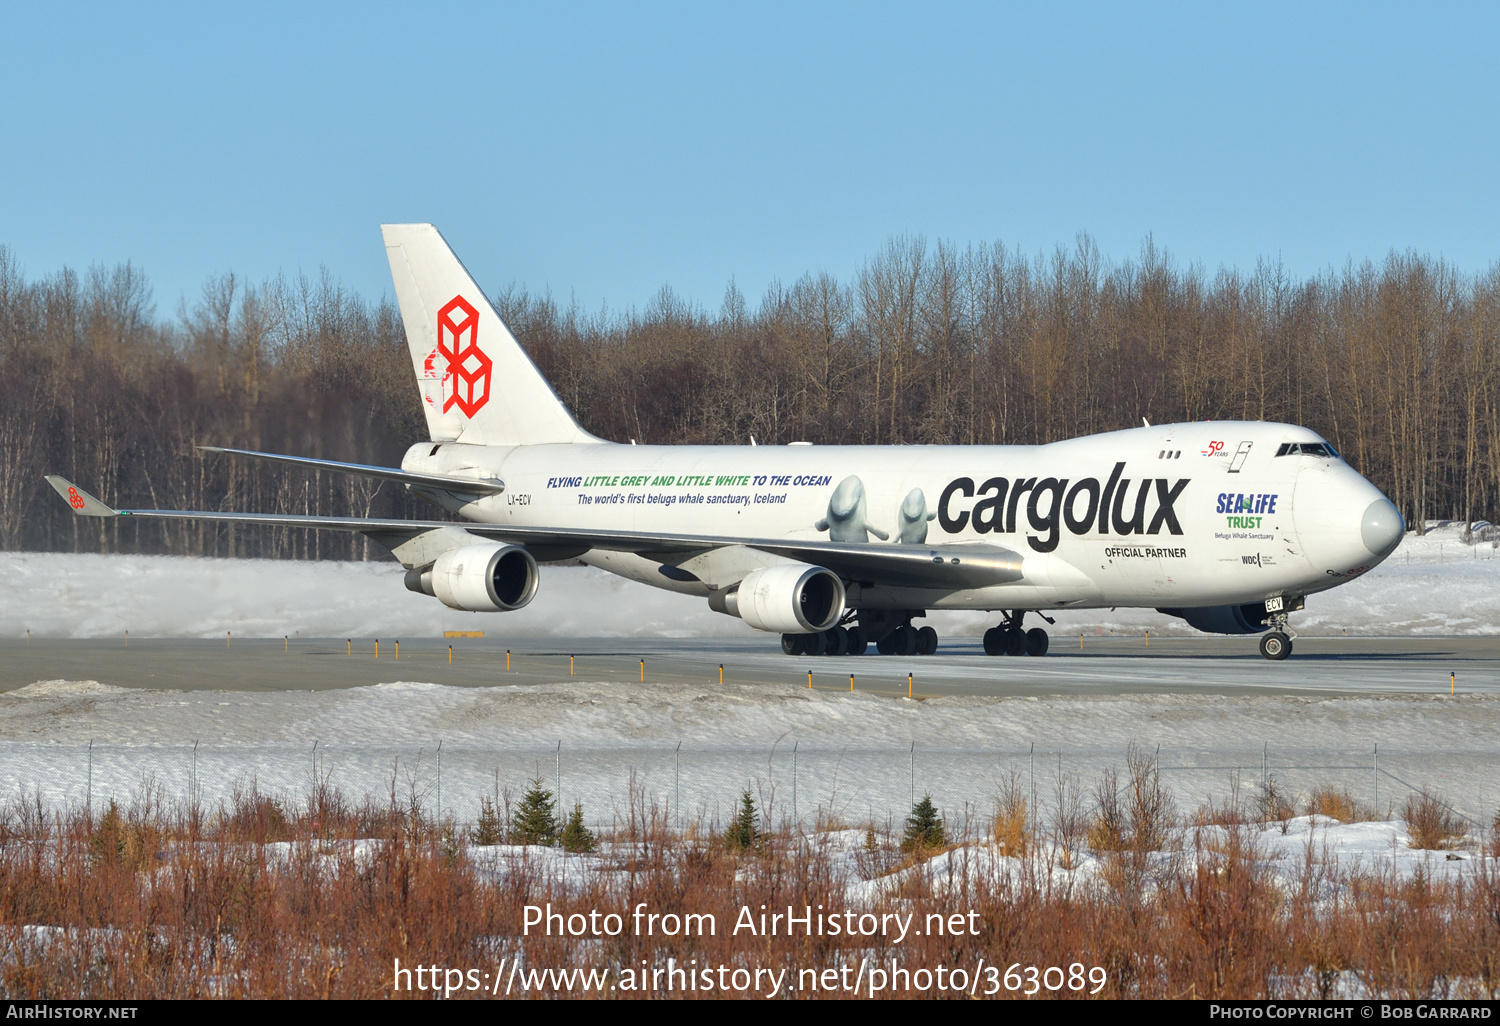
xmin=43 ymin=476 xmax=118 ymax=517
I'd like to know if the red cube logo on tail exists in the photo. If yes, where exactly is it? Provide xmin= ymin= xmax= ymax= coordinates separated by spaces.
xmin=435 ymin=295 xmax=492 ymax=418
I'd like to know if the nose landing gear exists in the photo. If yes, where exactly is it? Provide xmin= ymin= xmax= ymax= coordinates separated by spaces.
xmin=1259 ymin=632 xmax=1292 ymax=660
xmin=1257 ymin=609 xmax=1295 ymax=660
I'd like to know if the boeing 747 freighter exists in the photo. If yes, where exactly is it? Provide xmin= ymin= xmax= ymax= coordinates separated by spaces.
xmin=48 ymin=225 xmax=1404 ymax=660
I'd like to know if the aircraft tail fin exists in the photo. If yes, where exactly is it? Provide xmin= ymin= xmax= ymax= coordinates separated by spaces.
xmin=381 ymin=223 xmax=599 ymax=446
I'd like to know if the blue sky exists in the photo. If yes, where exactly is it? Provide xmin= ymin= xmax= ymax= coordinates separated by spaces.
xmin=2 ymin=2 xmax=1497 ymax=317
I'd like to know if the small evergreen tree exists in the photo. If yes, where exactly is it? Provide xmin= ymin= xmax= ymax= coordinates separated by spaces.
xmin=511 ymin=777 xmax=559 ymax=846
xmin=471 ymin=795 xmax=505 ymax=846
xmin=902 ymin=794 xmax=946 ymax=852
xmin=89 ymin=799 xmax=127 ymax=867
xmin=724 ymin=790 xmax=761 ymax=851
xmin=440 ymin=822 xmax=462 ymax=866
xmin=559 ymin=802 xmax=597 ymax=853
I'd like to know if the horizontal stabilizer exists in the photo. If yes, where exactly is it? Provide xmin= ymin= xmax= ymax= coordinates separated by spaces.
xmin=198 ymin=446 xmax=505 ymax=496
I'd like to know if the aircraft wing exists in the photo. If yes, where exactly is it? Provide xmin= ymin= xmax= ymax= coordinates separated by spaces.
xmin=196 ymin=446 xmax=507 ymax=496
xmin=44 ymin=476 xmax=1025 ymax=589
xmin=428 ymin=521 xmax=1025 ymax=588
xmin=745 ymin=539 xmax=1023 ymax=589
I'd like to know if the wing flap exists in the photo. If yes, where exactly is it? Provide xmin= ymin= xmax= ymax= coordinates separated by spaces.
xmin=756 ymin=541 xmax=1025 ymax=589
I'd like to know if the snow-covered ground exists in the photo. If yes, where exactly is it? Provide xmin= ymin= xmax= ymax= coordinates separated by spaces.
xmin=1 ymin=675 xmax=1495 ymax=838
xmin=1 ymin=525 xmax=1497 ymax=834
xmin=447 ymin=815 xmax=1499 ymax=902
xmin=0 ymin=550 xmax=748 ymax=640
xmin=4 ymin=523 xmax=1500 ymax=639
xmin=853 ymin=814 xmax=1493 ymax=900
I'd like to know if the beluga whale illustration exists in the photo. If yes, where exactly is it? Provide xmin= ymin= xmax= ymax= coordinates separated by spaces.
xmin=896 ymin=487 xmax=937 ymax=544
xmin=814 ymin=475 xmax=888 ymax=543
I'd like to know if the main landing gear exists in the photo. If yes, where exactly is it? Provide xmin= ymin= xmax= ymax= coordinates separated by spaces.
xmin=875 ymin=624 xmax=938 ymax=656
xmin=782 ymin=626 xmax=859 ymax=656
xmin=781 ymin=609 xmax=1054 ymax=657
xmin=982 ymin=611 xmax=1050 ymax=657
xmin=780 ymin=611 xmax=938 ymax=656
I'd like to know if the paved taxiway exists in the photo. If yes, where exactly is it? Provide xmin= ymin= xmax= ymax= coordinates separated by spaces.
xmin=3 ymin=634 xmax=1495 ymax=698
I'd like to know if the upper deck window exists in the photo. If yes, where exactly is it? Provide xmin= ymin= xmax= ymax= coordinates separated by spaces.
xmin=1275 ymin=442 xmax=1339 ymax=458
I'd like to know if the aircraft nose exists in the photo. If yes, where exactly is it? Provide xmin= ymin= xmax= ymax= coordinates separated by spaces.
xmin=1361 ymin=497 xmax=1404 ymax=558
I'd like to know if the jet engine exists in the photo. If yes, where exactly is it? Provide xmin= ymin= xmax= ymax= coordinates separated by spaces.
xmin=1156 ymin=604 xmax=1269 ymax=635
xmin=719 ymin=563 xmax=845 ymax=634
xmin=405 ymin=543 xmax=539 ymax=612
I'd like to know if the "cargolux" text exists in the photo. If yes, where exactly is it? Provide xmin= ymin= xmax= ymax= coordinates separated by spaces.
xmin=938 ymin=464 xmax=1187 ymax=553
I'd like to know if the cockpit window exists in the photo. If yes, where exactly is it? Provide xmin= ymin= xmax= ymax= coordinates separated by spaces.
xmin=1275 ymin=442 xmax=1338 ymax=458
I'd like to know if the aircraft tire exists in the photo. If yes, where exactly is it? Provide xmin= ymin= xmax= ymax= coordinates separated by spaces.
xmin=1003 ymin=628 xmax=1027 ymax=657
xmin=983 ymin=627 xmax=1004 ymax=656
xmin=846 ymin=627 xmax=868 ymax=655
xmin=916 ymin=626 xmax=938 ymax=655
xmin=781 ymin=633 xmax=805 ymax=656
xmin=1024 ymin=627 xmax=1049 ymax=656
xmin=825 ymin=626 xmax=849 ymax=656
xmin=876 ymin=631 xmax=897 ymax=656
xmin=1259 ymin=631 xmax=1292 ymax=661
xmin=804 ymin=631 xmax=828 ymax=656
xmin=894 ymin=625 xmax=919 ymax=656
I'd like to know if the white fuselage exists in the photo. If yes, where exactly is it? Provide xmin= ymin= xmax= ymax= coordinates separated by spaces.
xmin=402 ymin=420 xmax=1395 ymax=614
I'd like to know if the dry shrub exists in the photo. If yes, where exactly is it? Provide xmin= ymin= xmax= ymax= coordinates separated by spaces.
xmin=1088 ymin=767 xmax=1126 ymax=852
xmin=1256 ymin=776 xmax=1296 ymax=828
xmin=993 ymin=770 xmax=1030 ymax=857
xmin=1404 ymin=789 xmax=1468 ymax=851
xmin=220 ymin=780 xmax=293 ymax=843
xmin=1049 ymin=763 xmax=1088 ymax=870
xmin=1088 ymin=746 xmax=1175 ymax=854
xmin=1193 ymin=778 xmax=1249 ymax=831
xmin=1164 ymin=824 xmax=1275 ymax=998
xmin=5 ymin=780 xmax=1500 ymax=1000
xmin=815 ymin=811 xmax=852 ymax=832
xmin=1304 ymin=787 xmax=1374 ymax=824
xmin=1124 ymin=746 xmax=1174 ymax=853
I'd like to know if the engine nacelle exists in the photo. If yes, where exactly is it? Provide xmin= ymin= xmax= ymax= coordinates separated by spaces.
xmin=1157 ymin=604 xmax=1269 ymax=635
xmin=725 ymin=563 xmax=845 ymax=634
xmin=407 ymin=544 xmax=539 ymax=612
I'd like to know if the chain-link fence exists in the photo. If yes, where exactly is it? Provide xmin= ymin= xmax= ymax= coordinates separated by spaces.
xmin=3 ymin=739 xmax=1494 ymax=836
